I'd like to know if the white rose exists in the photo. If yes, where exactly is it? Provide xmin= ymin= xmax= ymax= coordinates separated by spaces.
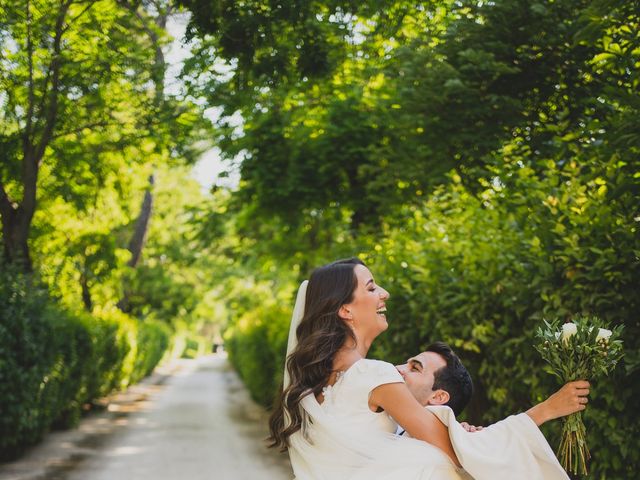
xmin=596 ymin=328 xmax=612 ymax=342
xmin=562 ymin=322 xmax=578 ymax=341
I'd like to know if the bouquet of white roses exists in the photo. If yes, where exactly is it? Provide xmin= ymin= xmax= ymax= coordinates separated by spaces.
xmin=535 ymin=316 xmax=624 ymax=476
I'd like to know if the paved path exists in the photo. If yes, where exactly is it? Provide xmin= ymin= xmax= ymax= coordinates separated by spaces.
xmin=0 ymin=355 xmax=291 ymax=480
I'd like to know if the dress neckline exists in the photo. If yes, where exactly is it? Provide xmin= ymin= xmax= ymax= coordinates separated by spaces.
xmin=317 ymin=358 xmax=364 ymax=404
xmin=332 ymin=357 xmax=364 ymax=383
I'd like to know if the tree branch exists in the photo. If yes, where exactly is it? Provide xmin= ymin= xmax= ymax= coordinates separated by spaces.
xmin=34 ymin=1 xmax=71 ymax=164
xmin=24 ymin=0 xmax=35 ymax=145
xmin=126 ymin=3 xmax=168 ymax=102
xmin=51 ymin=120 xmax=118 ymax=140
xmin=61 ymin=0 xmax=99 ymax=35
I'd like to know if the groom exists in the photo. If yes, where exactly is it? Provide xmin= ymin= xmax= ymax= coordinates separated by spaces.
xmin=395 ymin=341 xmax=588 ymax=480
xmin=396 ymin=341 xmax=474 ymax=416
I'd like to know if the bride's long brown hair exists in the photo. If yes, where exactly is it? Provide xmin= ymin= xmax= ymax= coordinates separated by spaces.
xmin=268 ymin=258 xmax=364 ymax=451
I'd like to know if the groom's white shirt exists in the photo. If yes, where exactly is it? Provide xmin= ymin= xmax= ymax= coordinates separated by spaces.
xmin=400 ymin=406 xmax=569 ymax=480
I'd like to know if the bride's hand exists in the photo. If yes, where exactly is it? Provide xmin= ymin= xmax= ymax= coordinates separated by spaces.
xmin=544 ymin=380 xmax=590 ymax=419
xmin=460 ymin=422 xmax=483 ymax=432
xmin=526 ymin=380 xmax=590 ymax=426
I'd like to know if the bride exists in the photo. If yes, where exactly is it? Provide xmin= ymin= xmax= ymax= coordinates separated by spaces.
xmin=268 ymin=258 xmax=588 ymax=479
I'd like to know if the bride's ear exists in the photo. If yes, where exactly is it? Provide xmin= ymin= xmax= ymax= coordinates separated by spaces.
xmin=338 ymin=305 xmax=353 ymax=321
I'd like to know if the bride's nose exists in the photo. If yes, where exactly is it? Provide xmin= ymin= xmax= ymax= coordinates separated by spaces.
xmin=380 ymin=287 xmax=389 ymax=299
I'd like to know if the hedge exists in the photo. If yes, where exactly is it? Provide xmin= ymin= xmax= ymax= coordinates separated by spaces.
xmin=225 ymin=302 xmax=290 ymax=407
xmin=0 ymin=267 xmax=171 ymax=461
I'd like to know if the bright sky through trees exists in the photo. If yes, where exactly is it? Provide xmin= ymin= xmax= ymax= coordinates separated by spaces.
xmin=165 ymin=13 xmax=239 ymax=192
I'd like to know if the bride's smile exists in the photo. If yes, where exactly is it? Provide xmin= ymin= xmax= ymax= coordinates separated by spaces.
xmin=339 ymin=264 xmax=390 ymax=337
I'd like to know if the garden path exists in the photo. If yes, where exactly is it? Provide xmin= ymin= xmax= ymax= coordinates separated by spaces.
xmin=0 ymin=355 xmax=291 ymax=480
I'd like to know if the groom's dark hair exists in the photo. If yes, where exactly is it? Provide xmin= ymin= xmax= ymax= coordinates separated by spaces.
xmin=425 ymin=342 xmax=473 ymax=416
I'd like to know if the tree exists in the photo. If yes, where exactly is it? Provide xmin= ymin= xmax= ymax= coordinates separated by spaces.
xmin=181 ymin=0 xmax=638 ymax=227
xmin=0 ymin=0 xmax=209 ymax=273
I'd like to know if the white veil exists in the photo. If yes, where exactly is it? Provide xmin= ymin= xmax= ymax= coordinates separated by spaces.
xmin=283 ymin=280 xmax=308 ymax=392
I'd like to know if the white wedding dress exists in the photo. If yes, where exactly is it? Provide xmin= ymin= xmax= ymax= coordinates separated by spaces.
xmin=288 ymin=358 xmax=468 ymax=480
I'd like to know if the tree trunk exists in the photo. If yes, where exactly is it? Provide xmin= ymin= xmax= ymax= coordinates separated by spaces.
xmin=80 ymin=270 xmax=93 ymax=311
xmin=117 ymin=174 xmax=154 ymax=312
xmin=127 ymin=174 xmax=154 ymax=268
xmin=0 ymin=198 xmax=33 ymax=271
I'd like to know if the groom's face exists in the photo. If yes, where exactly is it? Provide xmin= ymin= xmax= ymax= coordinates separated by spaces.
xmin=396 ymin=352 xmax=447 ymax=406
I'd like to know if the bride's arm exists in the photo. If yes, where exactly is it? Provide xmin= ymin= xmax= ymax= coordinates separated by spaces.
xmin=526 ymin=380 xmax=590 ymax=426
xmin=370 ymin=383 xmax=461 ymax=467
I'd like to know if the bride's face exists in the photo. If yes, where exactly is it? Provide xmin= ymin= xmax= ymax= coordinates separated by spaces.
xmin=341 ymin=265 xmax=390 ymax=338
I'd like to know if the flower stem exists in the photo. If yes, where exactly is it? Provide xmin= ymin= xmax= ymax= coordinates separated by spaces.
xmin=558 ymin=412 xmax=590 ymax=476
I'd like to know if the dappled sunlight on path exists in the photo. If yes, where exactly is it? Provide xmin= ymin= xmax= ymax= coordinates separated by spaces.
xmin=0 ymin=355 xmax=291 ymax=480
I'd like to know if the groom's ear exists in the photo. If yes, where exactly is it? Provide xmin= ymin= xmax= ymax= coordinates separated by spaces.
xmin=338 ymin=305 xmax=352 ymax=321
xmin=430 ymin=389 xmax=450 ymax=406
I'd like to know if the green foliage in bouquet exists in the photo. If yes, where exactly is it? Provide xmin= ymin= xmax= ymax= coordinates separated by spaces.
xmin=535 ymin=317 xmax=624 ymax=476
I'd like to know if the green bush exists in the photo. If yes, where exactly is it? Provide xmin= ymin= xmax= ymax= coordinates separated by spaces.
xmin=0 ymin=267 xmax=171 ymax=461
xmin=0 ymin=267 xmax=92 ymax=458
xmin=46 ymin=311 xmax=94 ymax=430
xmin=225 ymin=302 xmax=290 ymax=407
xmin=0 ymin=267 xmax=66 ymax=459
xmin=84 ymin=307 xmax=136 ymax=399
xmin=132 ymin=319 xmax=172 ymax=382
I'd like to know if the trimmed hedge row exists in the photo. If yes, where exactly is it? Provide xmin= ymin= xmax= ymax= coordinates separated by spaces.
xmin=225 ymin=303 xmax=290 ymax=407
xmin=0 ymin=267 xmax=171 ymax=461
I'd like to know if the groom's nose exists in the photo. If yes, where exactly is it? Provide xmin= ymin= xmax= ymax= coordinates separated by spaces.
xmin=396 ymin=364 xmax=408 ymax=377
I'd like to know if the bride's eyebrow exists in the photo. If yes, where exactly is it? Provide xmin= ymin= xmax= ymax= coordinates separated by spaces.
xmin=365 ymin=279 xmax=374 ymax=287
